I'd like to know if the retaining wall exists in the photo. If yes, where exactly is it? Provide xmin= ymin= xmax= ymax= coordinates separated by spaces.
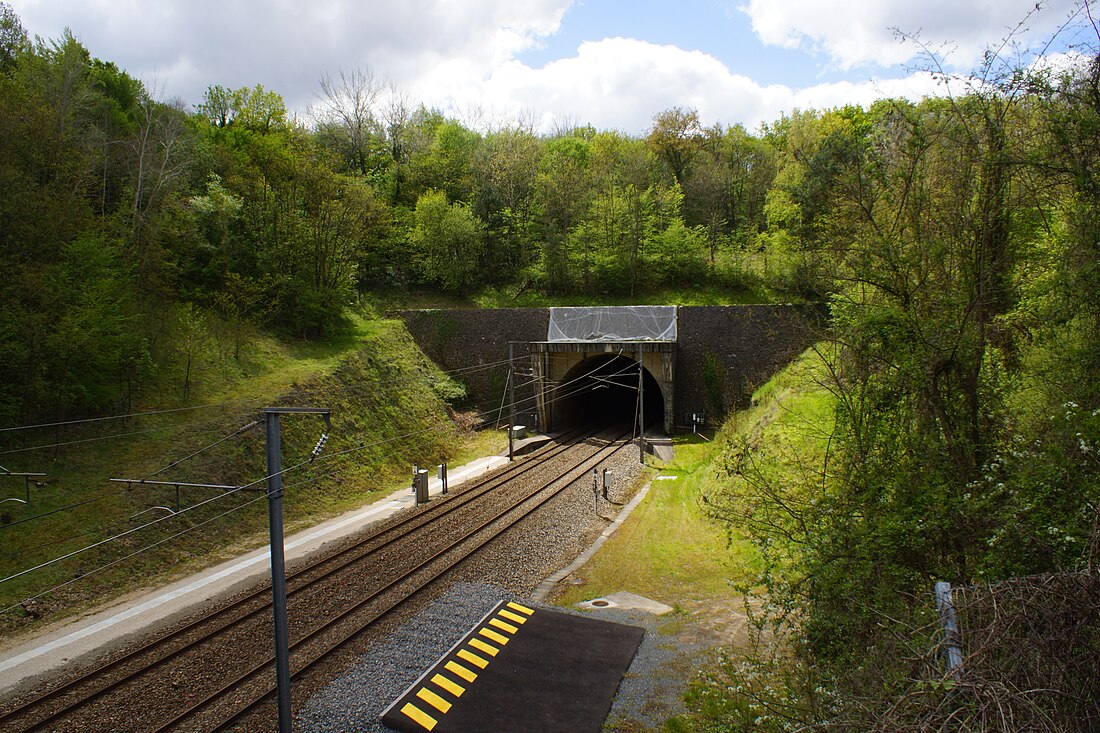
xmin=394 ymin=305 xmax=821 ymax=430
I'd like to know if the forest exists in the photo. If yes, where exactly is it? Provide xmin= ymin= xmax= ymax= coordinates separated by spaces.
xmin=2 ymin=0 xmax=1099 ymax=728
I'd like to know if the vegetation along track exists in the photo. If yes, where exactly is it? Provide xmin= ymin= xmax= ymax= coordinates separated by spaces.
xmin=0 ymin=427 xmax=631 ymax=733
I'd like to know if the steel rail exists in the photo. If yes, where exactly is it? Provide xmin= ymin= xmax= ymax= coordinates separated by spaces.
xmin=0 ymin=429 xmax=596 ymax=732
xmin=162 ymin=433 xmax=632 ymax=732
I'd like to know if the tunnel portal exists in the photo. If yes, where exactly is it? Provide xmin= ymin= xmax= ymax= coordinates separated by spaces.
xmin=553 ymin=354 xmax=664 ymax=432
xmin=532 ymin=340 xmax=676 ymax=435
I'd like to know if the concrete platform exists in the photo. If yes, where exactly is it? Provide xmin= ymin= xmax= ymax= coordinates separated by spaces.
xmin=381 ymin=600 xmax=644 ymax=733
xmin=0 ymin=452 xmax=510 ymax=697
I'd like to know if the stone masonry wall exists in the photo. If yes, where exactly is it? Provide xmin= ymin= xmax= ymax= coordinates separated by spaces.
xmin=674 ymin=305 xmax=822 ymax=428
xmin=395 ymin=305 xmax=821 ymax=431
xmin=394 ymin=308 xmax=549 ymax=427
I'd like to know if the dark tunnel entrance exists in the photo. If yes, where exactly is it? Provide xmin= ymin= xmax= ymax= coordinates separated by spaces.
xmin=554 ymin=354 xmax=665 ymax=433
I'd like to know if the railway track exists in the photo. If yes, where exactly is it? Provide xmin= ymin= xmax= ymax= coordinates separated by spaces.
xmin=0 ymin=428 xmax=632 ymax=733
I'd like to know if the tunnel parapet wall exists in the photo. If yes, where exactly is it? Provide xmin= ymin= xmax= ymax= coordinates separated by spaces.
xmin=394 ymin=305 xmax=821 ymax=431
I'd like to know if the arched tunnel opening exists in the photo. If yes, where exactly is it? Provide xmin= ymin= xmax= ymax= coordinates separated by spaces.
xmin=553 ymin=354 xmax=665 ymax=434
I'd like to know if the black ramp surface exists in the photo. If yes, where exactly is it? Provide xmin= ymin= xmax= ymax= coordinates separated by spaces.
xmin=382 ymin=600 xmax=645 ymax=733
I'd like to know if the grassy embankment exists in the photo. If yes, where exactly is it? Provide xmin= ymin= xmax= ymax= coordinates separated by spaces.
xmin=552 ymin=346 xmax=833 ymax=732
xmin=0 ymin=312 xmax=503 ymax=636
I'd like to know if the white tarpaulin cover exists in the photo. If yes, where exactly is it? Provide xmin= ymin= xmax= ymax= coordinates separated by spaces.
xmin=547 ymin=306 xmax=677 ymax=342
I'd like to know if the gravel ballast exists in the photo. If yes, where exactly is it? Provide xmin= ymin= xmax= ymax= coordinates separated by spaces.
xmin=298 ymin=449 xmax=702 ymax=733
xmin=296 ymin=581 xmax=693 ymax=733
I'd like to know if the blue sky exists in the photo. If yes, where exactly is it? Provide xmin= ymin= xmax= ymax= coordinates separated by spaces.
xmin=7 ymin=0 xmax=1086 ymax=134
xmin=516 ymin=0 xmax=822 ymax=87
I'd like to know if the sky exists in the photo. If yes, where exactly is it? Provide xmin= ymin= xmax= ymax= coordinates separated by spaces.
xmin=6 ymin=0 xmax=1088 ymax=135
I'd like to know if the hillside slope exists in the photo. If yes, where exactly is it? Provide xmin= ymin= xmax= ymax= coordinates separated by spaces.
xmin=0 ymin=317 xmax=494 ymax=636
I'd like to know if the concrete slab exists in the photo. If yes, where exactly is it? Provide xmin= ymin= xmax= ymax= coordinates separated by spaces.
xmin=645 ymin=435 xmax=674 ymax=462
xmin=0 ymin=452 xmax=510 ymax=697
xmin=512 ymin=432 xmax=553 ymax=456
xmin=575 ymin=592 xmax=673 ymax=615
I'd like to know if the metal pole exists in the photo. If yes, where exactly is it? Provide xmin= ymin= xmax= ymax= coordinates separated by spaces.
xmin=592 ymin=468 xmax=599 ymax=512
xmin=934 ymin=581 xmax=964 ymax=680
xmin=637 ymin=352 xmax=645 ymax=464
xmin=508 ymin=342 xmax=516 ymax=462
xmin=264 ymin=410 xmax=293 ymax=733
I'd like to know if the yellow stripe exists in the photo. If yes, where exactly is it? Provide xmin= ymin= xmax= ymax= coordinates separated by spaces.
xmin=432 ymin=673 xmax=465 ymax=697
xmin=401 ymin=702 xmax=438 ymax=731
xmin=479 ymin=627 xmax=509 ymax=645
xmin=489 ymin=617 xmax=518 ymax=634
xmin=506 ymin=601 xmax=534 ymax=615
xmin=498 ymin=609 xmax=528 ymax=624
xmin=457 ymin=648 xmax=489 ymax=669
xmin=445 ymin=660 xmax=477 ymax=682
xmin=468 ymin=637 xmax=499 ymax=657
xmin=416 ymin=687 xmax=452 ymax=714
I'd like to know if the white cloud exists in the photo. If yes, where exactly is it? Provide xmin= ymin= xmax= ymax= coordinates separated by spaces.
xmin=8 ymin=0 xmax=573 ymax=110
xmin=5 ymin=0 xmax=1001 ymax=136
xmin=457 ymin=38 xmax=945 ymax=134
xmin=739 ymin=0 xmax=1080 ymax=70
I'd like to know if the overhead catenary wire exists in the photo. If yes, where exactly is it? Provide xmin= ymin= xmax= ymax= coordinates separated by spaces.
xmin=0 ymin=402 xmax=262 ymax=457
xmin=0 ymin=496 xmax=111 ymax=533
xmin=5 ymin=352 xmax=627 ymax=539
xmin=8 ymin=360 xmax=620 ymax=572
xmin=0 ymin=354 xmax=523 ymax=436
xmin=0 ymin=411 xmax=262 ymax=534
xmin=0 ymin=352 xmax=640 ymax=594
xmin=0 ymin=380 xmax=515 ymax=542
xmin=0 ymin=352 xmax=524 ymax=460
xmin=0 ymin=493 xmax=268 ymax=618
xmin=0 ymin=477 xmax=265 ymax=586
xmin=141 ymin=419 xmax=260 ymax=481
xmin=0 ymin=401 xmax=256 ymax=435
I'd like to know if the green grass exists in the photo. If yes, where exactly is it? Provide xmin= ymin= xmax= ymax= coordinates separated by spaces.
xmin=363 ymin=283 xmax=789 ymax=312
xmin=555 ymin=435 xmax=757 ymax=609
xmin=0 ymin=311 xmax=497 ymax=635
xmin=729 ymin=345 xmax=835 ymax=449
xmin=550 ymin=348 xmax=833 ymax=732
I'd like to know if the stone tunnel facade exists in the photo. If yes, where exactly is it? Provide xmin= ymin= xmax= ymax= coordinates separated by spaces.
xmin=394 ymin=305 xmax=821 ymax=433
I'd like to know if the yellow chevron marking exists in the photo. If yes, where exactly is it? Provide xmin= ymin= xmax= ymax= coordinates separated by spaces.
xmin=445 ymin=660 xmax=477 ymax=682
xmin=457 ymin=648 xmax=489 ymax=669
xmin=469 ymin=637 xmax=499 ymax=657
xmin=506 ymin=601 xmax=534 ymax=615
xmin=400 ymin=702 xmax=437 ymax=731
xmin=489 ymin=617 xmax=518 ymax=634
xmin=416 ymin=687 xmax=452 ymax=714
xmin=432 ymin=673 xmax=465 ymax=697
xmin=479 ymin=627 xmax=509 ymax=645
xmin=498 ymin=609 xmax=528 ymax=624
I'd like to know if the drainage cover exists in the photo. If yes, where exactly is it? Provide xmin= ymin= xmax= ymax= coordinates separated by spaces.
xmin=381 ymin=600 xmax=643 ymax=733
